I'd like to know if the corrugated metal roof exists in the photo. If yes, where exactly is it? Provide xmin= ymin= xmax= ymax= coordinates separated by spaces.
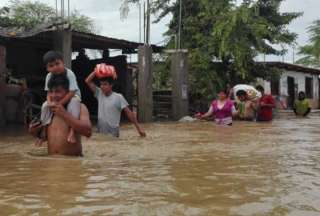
xmin=0 ymin=21 xmax=64 ymax=38
xmin=259 ymin=62 xmax=320 ymax=75
xmin=0 ymin=22 xmax=162 ymax=52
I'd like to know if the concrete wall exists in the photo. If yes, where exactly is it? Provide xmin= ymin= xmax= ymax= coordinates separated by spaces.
xmin=262 ymin=70 xmax=319 ymax=109
xmin=0 ymin=45 xmax=6 ymax=127
xmin=138 ymin=45 xmax=153 ymax=122
xmin=171 ymin=51 xmax=189 ymax=120
xmin=53 ymin=30 xmax=72 ymax=68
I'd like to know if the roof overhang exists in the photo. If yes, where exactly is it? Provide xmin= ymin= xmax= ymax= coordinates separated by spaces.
xmin=0 ymin=23 xmax=162 ymax=53
xmin=258 ymin=62 xmax=320 ymax=75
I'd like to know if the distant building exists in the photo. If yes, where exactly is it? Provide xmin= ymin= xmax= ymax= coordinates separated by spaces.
xmin=258 ymin=62 xmax=320 ymax=109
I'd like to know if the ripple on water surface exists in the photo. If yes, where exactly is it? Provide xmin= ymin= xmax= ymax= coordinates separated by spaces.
xmin=0 ymin=118 xmax=320 ymax=215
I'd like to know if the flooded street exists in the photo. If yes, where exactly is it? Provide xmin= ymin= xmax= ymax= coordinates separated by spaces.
xmin=1 ymin=116 xmax=320 ymax=216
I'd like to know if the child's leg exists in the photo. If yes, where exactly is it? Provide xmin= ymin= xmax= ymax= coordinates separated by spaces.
xmin=35 ymin=102 xmax=52 ymax=146
xmin=66 ymin=97 xmax=81 ymax=144
xmin=40 ymin=101 xmax=53 ymax=126
xmin=35 ymin=138 xmax=44 ymax=147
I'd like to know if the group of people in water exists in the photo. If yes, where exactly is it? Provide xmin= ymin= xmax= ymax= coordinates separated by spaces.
xmin=28 ymin=50 xmax=312 ymax=156
xmin=29 ymin=50 xmax=145 ymax=156
xmin=196 ymin=85 xmax=311 ymax=126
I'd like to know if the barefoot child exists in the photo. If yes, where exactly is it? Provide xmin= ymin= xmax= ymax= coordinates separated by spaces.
xmin=36 ymin=51 xmax=81 ymax=146
xmin=85 ymin=65 xmax=146 ymax=137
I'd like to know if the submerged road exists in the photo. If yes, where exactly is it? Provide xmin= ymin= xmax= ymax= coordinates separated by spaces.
xmin=0 ymin=116 xmax=320 ymax=215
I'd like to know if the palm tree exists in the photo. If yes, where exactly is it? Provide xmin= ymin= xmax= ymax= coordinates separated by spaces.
xmin=296 ymin=20 xmax=320 ymax=68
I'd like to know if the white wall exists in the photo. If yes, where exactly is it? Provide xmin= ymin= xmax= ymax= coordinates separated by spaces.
xmin=280 ymin=71 xmax=319 ymax=98
xmin=256 ymin=78 xmax=271 ymax=94
xmin=264 ymin=70 xmax=320 ymax=109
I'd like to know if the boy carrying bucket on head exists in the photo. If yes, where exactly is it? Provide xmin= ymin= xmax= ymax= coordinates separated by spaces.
xmin=85 ymin=64 xmax=146 ymax=138
xmin=33 ymin=51 xmax=81 ymax=146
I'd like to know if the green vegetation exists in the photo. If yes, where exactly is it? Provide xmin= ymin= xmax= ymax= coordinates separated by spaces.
xmin=123 ymin=0 xmax=300 ymax=100
xmin=0 ymin=0 xmax=96 ymax=33
xmin=297 ymin=20 xmax=320 ymax=68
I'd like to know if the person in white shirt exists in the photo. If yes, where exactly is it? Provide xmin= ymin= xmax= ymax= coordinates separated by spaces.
xmin=85 ymin=71 xmax=146 ymax=138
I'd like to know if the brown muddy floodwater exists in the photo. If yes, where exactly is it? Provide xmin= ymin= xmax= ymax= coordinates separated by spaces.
xmin=1 ymin=116 xmax=320 ymax=216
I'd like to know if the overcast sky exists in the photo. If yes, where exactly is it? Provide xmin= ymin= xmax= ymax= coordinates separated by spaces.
xmin=0 ymin=0 xmax=319 ymax=62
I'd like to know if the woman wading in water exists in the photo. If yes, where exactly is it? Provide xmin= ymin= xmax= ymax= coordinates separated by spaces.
xmin=196 ymin=89 xmax=237 ymax=126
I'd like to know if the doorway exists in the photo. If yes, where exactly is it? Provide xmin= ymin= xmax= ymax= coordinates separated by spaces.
xmin=287 ymin=76 xmax=295 ymax=108
xmin=318 ymin=78 xmax=320 ymax=108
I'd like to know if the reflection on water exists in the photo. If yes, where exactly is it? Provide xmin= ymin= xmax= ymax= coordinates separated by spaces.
xmin=1 ymin=116 xmax=320 ymax=215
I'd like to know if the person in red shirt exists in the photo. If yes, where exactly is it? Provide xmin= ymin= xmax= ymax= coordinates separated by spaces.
xmin=256 ymin=85 xmax=276 ymax=121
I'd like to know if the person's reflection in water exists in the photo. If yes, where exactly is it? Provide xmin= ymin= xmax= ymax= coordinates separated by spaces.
xmin=0 ymin=154 xmax=88 ymax=215
xmin=28 ymin=158 xmax=87 ymax=214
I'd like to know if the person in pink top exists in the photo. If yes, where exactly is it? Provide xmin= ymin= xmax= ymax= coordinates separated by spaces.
xmin=196 ymin=89 xmax=237 ymax=126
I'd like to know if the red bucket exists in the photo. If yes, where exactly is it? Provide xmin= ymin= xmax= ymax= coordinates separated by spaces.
xmin=94 ymin=63 xmax=117 ymax=80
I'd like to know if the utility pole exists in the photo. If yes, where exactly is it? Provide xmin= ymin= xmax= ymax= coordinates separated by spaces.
xmin=292 ymin=46 xmax=295 ymax=64
xmin=68 ymin=0 xmax=70 ymax=20
xmin=173 ymin=34 xmax=177 ymax=50
xmin=139 ymin=1 xmax=142 ymax=43
xmin=138 ymin=0 xmax=153 ymax=122
xmin=178 ymin=0 xmax=182 ymax=49
xmin=56 ymin=0 xmax=70 ymax=21
xmin=55 ymin=0 xmax=58 ymax=17
xmin=54 ymin=0 xmax=72 ymax=67
xmin=146 ymin=0 xmax=151 ymax=45
xmin=281 ymin=45 xmax=285 ymax=62
xmin=143 ymin=1 xmax=146 ymax=43
xmin=61 ymin=0 xmax=64 ymax=18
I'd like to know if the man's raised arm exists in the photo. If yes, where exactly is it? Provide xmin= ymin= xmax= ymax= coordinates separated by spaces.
xmin=85 ymin=72 xmax=97 ymax=93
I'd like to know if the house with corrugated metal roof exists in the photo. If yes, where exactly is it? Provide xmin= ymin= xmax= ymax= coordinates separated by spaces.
xmin=0 ymin=22 xmax=162 ymax=125
xmin=256 ymin=62 xmax=320 ymax=109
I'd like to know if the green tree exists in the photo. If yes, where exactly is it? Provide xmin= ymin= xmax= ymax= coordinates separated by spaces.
xmin=8 ymin=0 xmax=56 ymax=29
xmin=296 ymin=20 xmax=320 ymax=67
xmin=122 ymin=0 xmax=300 ymax=100
xmin=69 ymin=10 xmax=96 ymax=33
xmin=0 ymin=7 xmax=13 ymax=27
xmin=0 ymin=0 xmax=96 ymax=33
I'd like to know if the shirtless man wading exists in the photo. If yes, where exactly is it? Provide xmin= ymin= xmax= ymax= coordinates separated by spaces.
xmin=29 ymin=74 xmax=92 ymax=156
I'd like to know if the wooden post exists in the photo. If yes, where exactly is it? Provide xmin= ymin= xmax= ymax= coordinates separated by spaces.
xmin=53 ymin=30 xmax=72 ymax=68
xmin=124 ymin=68 xmax=134 ymax=106
xmin=138 ymin=45 xmax=153 ymax=122
xmin=171 ymin=50 xmax=189 ymax=120
xmin=0 ymin=45 xmax=6 ymax=127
